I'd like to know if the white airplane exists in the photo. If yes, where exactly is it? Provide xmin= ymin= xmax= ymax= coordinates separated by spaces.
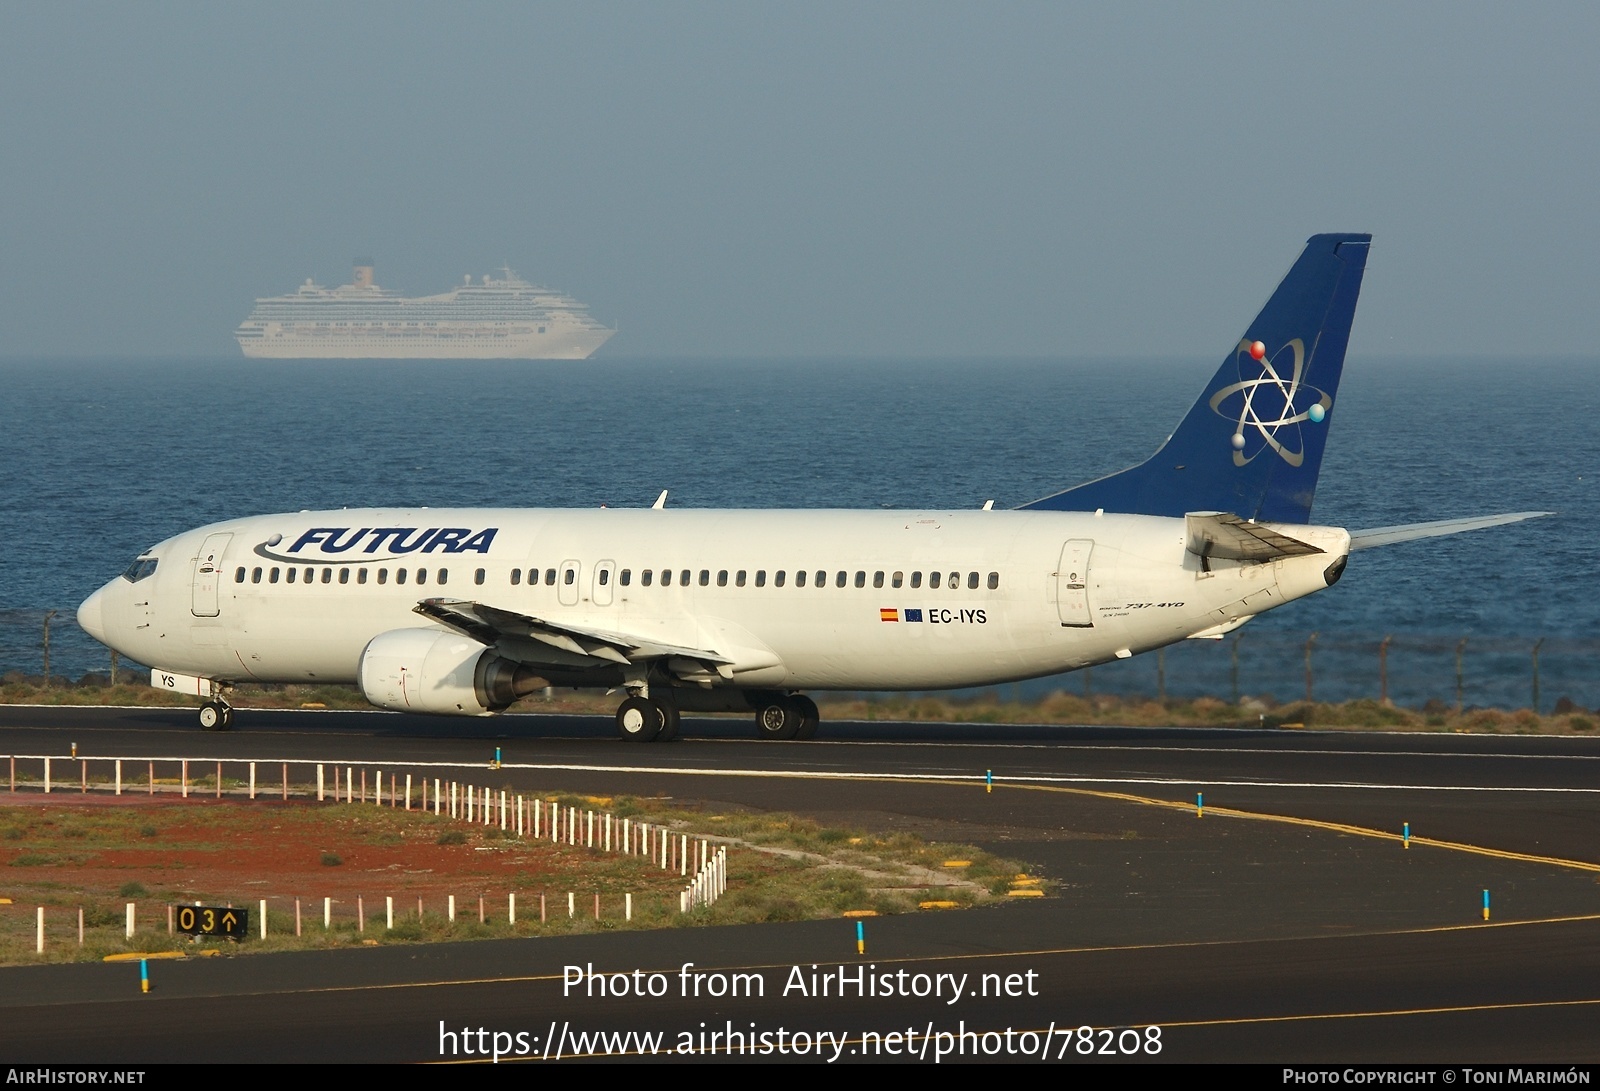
xmin=76 ymin=234 xmax=1545 ymax=739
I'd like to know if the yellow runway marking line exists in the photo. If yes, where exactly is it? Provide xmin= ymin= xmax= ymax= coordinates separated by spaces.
xmin=1162 ymin=995 xmax=1600 ymax=1031
xmin=1003 ymin=780 xmax=1600 ymax=874
xmin=103 ymin=950 xmax=217 ymax=962
xmin=113 ymin=911 xmax=1600 ymax=1006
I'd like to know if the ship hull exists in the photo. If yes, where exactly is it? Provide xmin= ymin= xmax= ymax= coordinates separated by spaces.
xmin=237 ymin=327 xmax=614 ymax=360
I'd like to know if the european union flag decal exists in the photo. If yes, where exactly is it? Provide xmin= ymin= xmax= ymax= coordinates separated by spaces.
xmin=904 ymin=609 xmax=924 ymax=622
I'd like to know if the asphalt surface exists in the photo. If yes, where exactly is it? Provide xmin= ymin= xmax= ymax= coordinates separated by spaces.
xmin=2 ymin=704 xmax=1598 ymax=1064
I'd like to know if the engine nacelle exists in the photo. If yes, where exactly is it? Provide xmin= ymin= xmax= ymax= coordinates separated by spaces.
xmin=357 ymin=628 xmax=542 ymax=716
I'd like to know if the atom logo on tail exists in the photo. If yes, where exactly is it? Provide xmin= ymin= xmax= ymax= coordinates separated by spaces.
xmin=1207 ymin=338 xmax=1331 ymax=467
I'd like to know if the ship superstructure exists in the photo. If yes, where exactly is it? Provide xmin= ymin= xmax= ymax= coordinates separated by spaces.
xmin=235 ymin=262 xmax=615 ymax=359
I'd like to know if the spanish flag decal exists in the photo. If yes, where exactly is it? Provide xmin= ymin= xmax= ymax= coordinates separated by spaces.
xmin=880 ymin=608 xmax=899 ymax=622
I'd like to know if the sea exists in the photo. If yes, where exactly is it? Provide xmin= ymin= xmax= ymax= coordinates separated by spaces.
xmin=0 ymin=356 xmax=1594 ymax=712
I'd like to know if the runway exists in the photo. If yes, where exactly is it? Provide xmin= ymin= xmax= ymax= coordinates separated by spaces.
xmin=2 ymin=705 xmax=1598 ymax=1063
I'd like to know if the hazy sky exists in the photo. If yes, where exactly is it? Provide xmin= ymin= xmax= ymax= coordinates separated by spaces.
xmin=2 ymin=3 xmax=1596 ymax=358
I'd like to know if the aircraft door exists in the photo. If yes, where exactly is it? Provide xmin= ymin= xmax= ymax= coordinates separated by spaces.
xmin=558 ymin=560 xmax=581 ymax=607
xmin=1054 ymin=539 xmax=1094 ymax=627
xmin=593 ymin=560 xmax=616 ymax=606
xmin=191 ymin=533 xmax=233 ymax=618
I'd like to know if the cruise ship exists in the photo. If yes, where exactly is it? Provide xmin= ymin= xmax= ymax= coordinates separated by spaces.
xmin=235 ymin=261 xmax=615 ymax=359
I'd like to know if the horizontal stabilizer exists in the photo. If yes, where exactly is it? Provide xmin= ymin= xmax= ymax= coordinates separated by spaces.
xmin=1185 ymin=511 xmax=1324 ymax=562
xmin=1348 ymin=511 xmax=1553 ymax=551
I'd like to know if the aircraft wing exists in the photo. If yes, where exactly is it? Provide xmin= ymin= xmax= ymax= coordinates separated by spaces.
xmin=1347 ymin=511 xmax=1553 ymax=551
xmin=413 ymin=598 xmax=759 ymax=681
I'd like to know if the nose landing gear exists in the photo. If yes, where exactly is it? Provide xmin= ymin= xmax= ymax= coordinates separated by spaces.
xmin=198 ymin=700 xmax=234 ymax=731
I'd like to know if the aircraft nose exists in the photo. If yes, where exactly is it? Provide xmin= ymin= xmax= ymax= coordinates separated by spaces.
xmin=77 ymin=586 xmax=109 ymax=645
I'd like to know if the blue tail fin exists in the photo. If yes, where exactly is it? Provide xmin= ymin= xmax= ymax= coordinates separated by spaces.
xmin=1021 ymin=232 xmax=1370 ymax=523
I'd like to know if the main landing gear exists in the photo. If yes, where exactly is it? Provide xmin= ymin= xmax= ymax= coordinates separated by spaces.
xmin=754 ymin=694 xmax=819 ymax=741
xmin=614 ymin=695 xmax=680 ymax=743
xmin=198 ymin=700 xmax=234 ymax=731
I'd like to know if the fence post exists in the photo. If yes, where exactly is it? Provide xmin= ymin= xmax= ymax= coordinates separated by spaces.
xmin=1379 ymin=635 xmax=1393 ymax=705
xmin=1532 ymin=638 xmax=1545 ymax=714
xmin=1456 ymin=638 xmax=1468 ymax=712
xmin=1304 ymin=632 xmax=1318 ymax=705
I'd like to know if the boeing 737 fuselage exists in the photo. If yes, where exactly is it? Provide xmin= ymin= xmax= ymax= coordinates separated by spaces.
xmin=75 ymin=235 xmax=1546 ymax=739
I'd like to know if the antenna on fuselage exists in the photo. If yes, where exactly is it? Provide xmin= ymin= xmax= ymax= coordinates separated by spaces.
xmin=652 ymin=490 xmax=668 ymax=509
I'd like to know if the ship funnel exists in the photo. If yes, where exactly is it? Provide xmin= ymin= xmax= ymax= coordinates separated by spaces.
xmin=353 ymin=258 xmax=375 ymax=289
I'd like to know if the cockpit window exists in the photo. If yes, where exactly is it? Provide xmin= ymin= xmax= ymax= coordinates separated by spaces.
xmin=121 ymin=557 xmax=158 ymax=583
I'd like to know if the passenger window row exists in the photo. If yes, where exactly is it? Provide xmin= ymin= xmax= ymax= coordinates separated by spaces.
xmin=232 ymin=564 xmax=1001 ymax=592
xmin=512 ymin=568 xmax=1001 ymax=591
xmin=236 ymin=566 xmax=451 ymax=587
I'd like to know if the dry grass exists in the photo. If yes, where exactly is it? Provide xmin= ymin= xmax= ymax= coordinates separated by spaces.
xmin=0 ymin=793 xmax=1030 ymax=964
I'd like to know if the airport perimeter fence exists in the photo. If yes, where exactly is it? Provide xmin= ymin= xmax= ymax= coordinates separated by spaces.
xmin=2 ymin=751 xmax=730 ymax=948
xmin=3 ymin=607 xmax=1597 ymax=714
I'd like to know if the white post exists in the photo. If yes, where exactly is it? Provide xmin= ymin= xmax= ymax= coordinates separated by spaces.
xmin=623 ymin=817 xmax=630 ymax=853
xmin=126 ymin=902 xmax=135 ymax=939
xmin=405 ymin=774 xmax=412 ymax=811
xmin=500 ymin=791 xmax=507 ymax=831
xmin=115 ymin=759 xmax=122 ymax=796
xmin=260 ymin=899 xmax=267 ymax=939
xmin=43 ymin=757 xmax=50 ymax=794
xmin=625 ymin=892 xmax=632 ymax=921
xmin=249 ymin=762 xmax=256 ymax=800
xmin=375 ymin=770 xmax=382 ymax=806
xmin=435 ymin=779 xmax=441 ymax=816
xmin=180 ymin=759 xmax=187 ymax=798
xmin=508 ymin=892 xmax=516 ymax=925
xmin=317 ymin=764 xmax=325 ymax=801
xmin=680 ymin=835 xmax=688 ymax=876
xmin=567 ymin=892 xmax=574 ymax=918
xmin=386 ymin=896 xmax=394 ymax=930
xmin=345 ymin=767 xmax=352 ymax=802
xmin=323 ymin=897 xmax=331 ymax=930
xmin=485 ymin=787 xmax=491 ymax=826
xmin=533 ymin=799 xmax=541 ymax=839
xmin=448 ymin=895 xmax=456 ymax=922
xmin=605 ymin=814 xmax=612 ymax=852
xmin=517 ymin=796 xmax=524 ymax=837
xmin=36 ymin=907 xmax=44 ymax=952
